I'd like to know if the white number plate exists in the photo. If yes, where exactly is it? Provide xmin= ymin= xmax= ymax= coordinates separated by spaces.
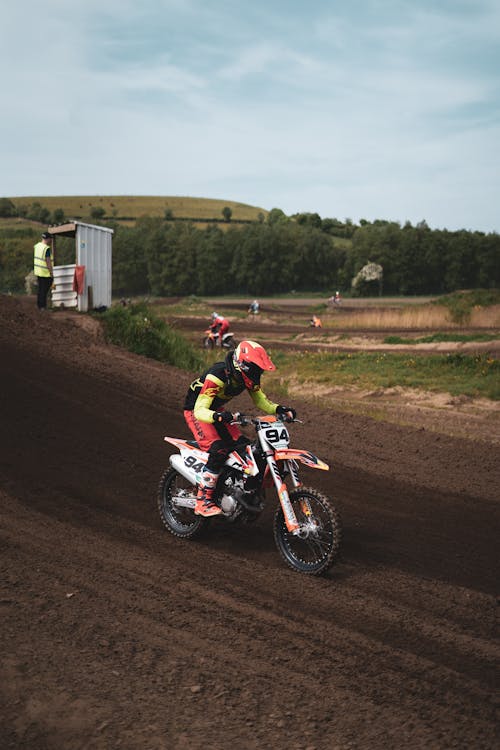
xmin=263 ymin=425 xmax=290 ymax=449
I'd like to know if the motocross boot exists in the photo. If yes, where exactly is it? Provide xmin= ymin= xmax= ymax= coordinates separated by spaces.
xmin=194 ymin=469 xmax=222 ymax=517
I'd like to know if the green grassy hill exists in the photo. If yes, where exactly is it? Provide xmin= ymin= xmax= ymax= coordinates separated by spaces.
xmin=7 ymin=195 xmax=268 ymax=224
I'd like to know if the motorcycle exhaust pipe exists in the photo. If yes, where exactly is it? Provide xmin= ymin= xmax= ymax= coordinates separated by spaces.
xmin=172 ymin=495 xmax=196 ymax=509
xmin=169 ymin=454 xmax=197 ymax=485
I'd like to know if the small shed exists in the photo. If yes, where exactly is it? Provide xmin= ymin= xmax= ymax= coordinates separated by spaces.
xmin=47 ymin=221 xmax=113 ymax=312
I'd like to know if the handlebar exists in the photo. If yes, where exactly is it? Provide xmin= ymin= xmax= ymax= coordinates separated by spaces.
xmin=231 ymin=412 xmax=301 ymax=426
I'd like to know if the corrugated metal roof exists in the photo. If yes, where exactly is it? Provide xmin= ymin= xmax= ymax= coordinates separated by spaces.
xmin=48 ymin=221 xmax=114 ymax=236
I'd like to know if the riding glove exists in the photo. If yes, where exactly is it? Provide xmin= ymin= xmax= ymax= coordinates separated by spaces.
xmin=214 ymin=411 xmax=233 ymax=424
xmin=276 ymin=405 xmax=297 ymax=420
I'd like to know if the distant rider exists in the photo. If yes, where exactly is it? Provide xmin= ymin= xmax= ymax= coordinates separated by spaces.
xmin=210 ymin=312 xmax=229 ymax=346
xmin=184 ymin=340 xmax=296 ymax=516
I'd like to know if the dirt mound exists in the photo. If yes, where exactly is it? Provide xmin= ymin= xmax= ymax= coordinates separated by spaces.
xmin=1 ymin=294 xmax=499 ymax=749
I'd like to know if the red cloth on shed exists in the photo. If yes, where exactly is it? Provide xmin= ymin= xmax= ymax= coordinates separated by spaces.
xmin=73 ymin=265 xmax=86 ymax=294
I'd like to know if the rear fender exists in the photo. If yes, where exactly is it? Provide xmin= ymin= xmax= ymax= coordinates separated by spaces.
xmin=164 ymin=437 xmax=208 ymax=482
xmin=164 ymin=436 xmax=197 ymax=451
xmin=274 ymin=448 xmax=329 ymax=471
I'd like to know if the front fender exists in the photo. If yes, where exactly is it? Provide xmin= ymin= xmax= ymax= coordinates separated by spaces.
xmin=274 ymin=448 xmax=329 ymax=471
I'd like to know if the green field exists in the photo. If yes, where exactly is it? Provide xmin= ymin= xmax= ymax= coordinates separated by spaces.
xmin=384 ymin=333 xmax=500 ymax=345
xmin=6 ymin=195 xmax=268 ymax=223
xmin=265 ymin=350 xmax=500 ymax=401
xmin=102 ymin=304 xmax=500 ymax=402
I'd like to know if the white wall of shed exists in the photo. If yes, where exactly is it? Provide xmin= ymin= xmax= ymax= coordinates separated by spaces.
xmin=52 ymin=264 xmax=78 ymax=308
xmin=76 ymin=225 xmax=112 ymax=312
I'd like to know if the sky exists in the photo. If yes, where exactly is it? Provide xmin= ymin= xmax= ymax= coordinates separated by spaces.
xmin=2 ymin=0 xmax=499 ymax=233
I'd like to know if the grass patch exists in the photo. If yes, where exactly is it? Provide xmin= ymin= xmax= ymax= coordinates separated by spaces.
xmin=149 ymin=299 xmax=254 ymax=322
xmin=384 ymin=333 xmax=500 ymax=344
xmin=149 ymin=297 xmax=209 ymax=318
xmin=99 ymin=303 xmax=204 ymax=371
xmin=436 ymin=289 xmax=500 ymax=324
xmin=265 ymin=350 xmax=500 ymax=400
xmin=324 ymin=302 xmax=499 ymax=329
xmin=328 ymin=306 xmax=453 ymax=329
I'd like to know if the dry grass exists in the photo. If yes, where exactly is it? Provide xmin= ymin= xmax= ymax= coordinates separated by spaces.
xmin=325 ymin=305 xmax=500 ymax=329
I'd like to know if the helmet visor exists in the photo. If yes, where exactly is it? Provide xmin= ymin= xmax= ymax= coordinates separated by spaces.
xmin=240 ymin=362 xmax=263 ymax=389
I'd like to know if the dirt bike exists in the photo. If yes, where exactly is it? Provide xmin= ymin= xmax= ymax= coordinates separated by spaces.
xmin=202 ymin=328 xmax=236 ymax=350
xmin=157 ymin=414 xmax=342 ymax=575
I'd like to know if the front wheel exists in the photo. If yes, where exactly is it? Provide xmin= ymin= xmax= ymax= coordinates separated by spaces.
xmin=273 ymin=487 xmax=342 ymax=575
xmin=203 ymin=336 xmax=215 ymax=349
xmin=157 ymin=467 xmax=208 ymax=539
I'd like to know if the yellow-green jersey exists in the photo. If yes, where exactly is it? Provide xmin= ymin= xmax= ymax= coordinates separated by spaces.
xmin=184 ymin=360 xmax=278 ymax=424
xmin=33 ymin=242 xmax=52 ymax=277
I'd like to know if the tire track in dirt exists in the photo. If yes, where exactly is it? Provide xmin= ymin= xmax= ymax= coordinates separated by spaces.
xmin=2 ymin=489 xmax=497 ymax=750
xmin=1 ymin=295 xmax=499 ymax=749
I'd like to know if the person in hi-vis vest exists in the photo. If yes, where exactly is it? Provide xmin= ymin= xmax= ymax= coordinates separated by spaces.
xmin=33 ymin=232 xmax=55 ymax=309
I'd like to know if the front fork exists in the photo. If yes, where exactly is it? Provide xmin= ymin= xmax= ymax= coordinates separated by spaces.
xmin=266 ymin=454 xmax=309 ymax=533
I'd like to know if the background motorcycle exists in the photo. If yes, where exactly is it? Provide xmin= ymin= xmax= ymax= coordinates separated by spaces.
xmin=202 ymin=328 xmax=236 ymax=349
xmin=157 ymin=414 xmax=342 ymax=575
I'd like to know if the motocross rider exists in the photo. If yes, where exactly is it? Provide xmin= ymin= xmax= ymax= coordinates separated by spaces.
xmin=184 ymin=340 xmax=296 ymax=516
xmin=210 ymin=312 xmax=230 ymax=346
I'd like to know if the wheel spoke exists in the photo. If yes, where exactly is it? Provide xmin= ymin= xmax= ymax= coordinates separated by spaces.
xmin=273 ymin=487 xmax=342 ymax=575
xmin=157 ymin=468 xmax=206 ymax=539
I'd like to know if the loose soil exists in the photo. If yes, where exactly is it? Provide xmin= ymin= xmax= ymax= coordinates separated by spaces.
xmin=1 ymin=295 xmax=499 ymax=750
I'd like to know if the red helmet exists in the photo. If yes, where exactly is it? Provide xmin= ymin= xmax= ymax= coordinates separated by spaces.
xmin=231 ymin=340 xmax=275 ymax=390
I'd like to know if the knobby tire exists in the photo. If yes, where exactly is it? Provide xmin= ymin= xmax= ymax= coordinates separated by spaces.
xmin=157 ymin=467 xmax=208 ymax=539
xmin=273 ymin=487 xmax=342 ymax=575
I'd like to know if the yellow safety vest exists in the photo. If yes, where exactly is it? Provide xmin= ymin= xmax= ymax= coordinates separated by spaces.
xmin=34 ymin=242 xmax=51 ymax=277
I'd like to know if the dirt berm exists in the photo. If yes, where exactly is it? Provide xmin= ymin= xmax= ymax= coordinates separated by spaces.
xmin=1 ymin=295 xmax=498 ymax=750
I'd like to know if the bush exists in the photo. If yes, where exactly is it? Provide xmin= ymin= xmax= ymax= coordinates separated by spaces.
xmin=99 ymin=303 xmax=203 ymax=371
xmin=90 ymin=207 xmax=106 ymax=220
xmin=0 ymin=237 xmax=34 ymax=293
xmin=26 ymin=202 xmax=51 ymax=223
xmin=436 ymin=289 xmax=500 ymax=324
xmin=0 ymin=198 xmax=16 ymax=217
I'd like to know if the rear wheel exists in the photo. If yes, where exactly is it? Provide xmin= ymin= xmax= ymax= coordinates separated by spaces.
xmin=157 ymin=468 xmax=208 ymax=539
xmin=273 ymin=487 xmax=341 ymax=575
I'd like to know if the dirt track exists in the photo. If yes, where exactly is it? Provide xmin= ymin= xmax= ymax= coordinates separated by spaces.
xmin=168 ymin=309 xmax=500 ymax=359
xmin=1 ymin=295 xmax=499 ymax=750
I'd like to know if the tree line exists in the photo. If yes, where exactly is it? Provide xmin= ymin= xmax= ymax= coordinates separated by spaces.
xmin=111 ymin=212 xmax=499 ymax=297
xmin=1 ymin=203 xmax=498 ymax=296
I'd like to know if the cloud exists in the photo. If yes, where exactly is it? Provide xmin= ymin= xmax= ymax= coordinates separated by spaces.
xmin=1 ymin=1 xmax=499 ymax=232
